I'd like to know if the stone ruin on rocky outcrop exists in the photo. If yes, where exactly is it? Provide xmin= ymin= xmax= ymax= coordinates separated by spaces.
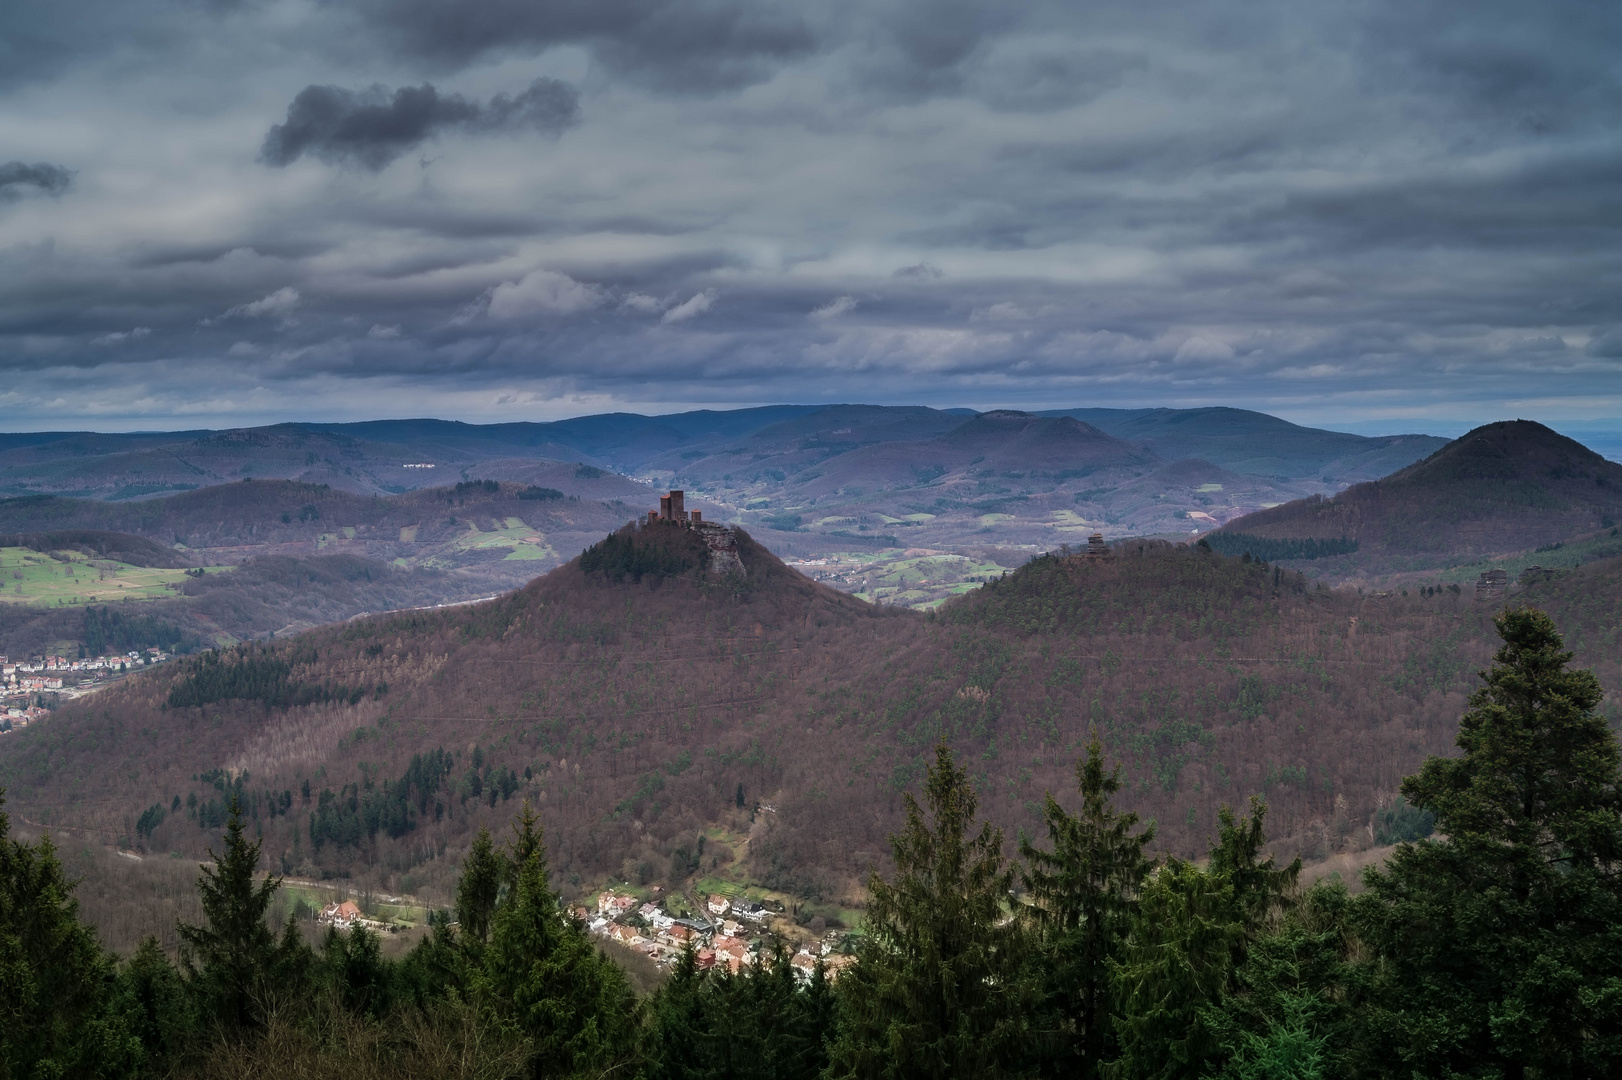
xmin=1518 ymin=565 xmax=1567 ymax=586
xmin=1474 ymin=568 xmax=1508 ymax=602
xmin=645 ymin=489 xmax=744 ymax=576
xmin=1060 ymin=533 xmax=1112 ymax=566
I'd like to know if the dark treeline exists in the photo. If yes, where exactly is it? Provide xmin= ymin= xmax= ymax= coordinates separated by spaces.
xmin=304 ymin=746 xmax=525 ymax=851
xmin=579 ymin=522 xmax=707 ymax=583
xmin=82 ymin=606 xmax=201 ymax=657
xmin=1202 ymin=533 xmax=1359 ymax=562
xmin=165 ymin=643 xmax=378 ymax=710
xmin=4 ymin=608 xmax=1620 ymax=1078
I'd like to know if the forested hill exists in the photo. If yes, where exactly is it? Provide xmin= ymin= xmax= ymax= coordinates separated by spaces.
xmin=1215 ymin=419 xmax=1622 ymax=574
xmin=4 ymin=523 xmax=1621 ymax=909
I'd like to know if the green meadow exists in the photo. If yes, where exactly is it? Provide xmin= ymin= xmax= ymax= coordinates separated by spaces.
xmin=0 ymin=547 xmax=226 ymax=606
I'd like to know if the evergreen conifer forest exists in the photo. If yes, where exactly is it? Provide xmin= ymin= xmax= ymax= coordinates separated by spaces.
xmin=3 ymin=607 xmax=1620 ymax=1078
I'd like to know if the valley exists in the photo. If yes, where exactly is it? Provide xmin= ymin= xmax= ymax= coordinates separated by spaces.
xmin=3 ymin=410 xmax=1622 ymax=955
xmin=0 ymin=405 xmax=1466 ymax=626
xmin=6 ymin=503 xmax=1620 ymax=929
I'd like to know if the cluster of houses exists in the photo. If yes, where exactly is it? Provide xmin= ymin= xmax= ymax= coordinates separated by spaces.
xmin=1 ymin=649 xmax=169 ymax=692
xmin=0 ymin=650 xmax=174 ymax=737
xmin=3 ymin=648 xmax=170 ymax=682
xmin=582 ymin=889 xmax=852 ymax=982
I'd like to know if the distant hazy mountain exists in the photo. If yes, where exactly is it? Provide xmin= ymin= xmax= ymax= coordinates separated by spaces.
xmin=0 ymin=406 xmax=1461 ymax=564
xmin=1216 ymin=420 xmax=1622 ymax=570
xmin=1038 ymin=406 xmax=1448 ymax=482
xmin=0 ymin=404 xmax=1446 ymax=501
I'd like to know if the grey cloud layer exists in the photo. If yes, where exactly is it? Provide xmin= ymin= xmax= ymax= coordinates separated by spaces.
xmin=0 ymin=0 xmax=1618 ymax=430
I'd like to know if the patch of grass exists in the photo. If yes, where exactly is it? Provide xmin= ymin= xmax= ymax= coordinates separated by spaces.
xmin=0 ymin=547 xmax=227 ymax=607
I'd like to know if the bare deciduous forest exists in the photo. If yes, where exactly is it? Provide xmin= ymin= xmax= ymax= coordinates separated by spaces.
xmin=3 ymin=521 xmax=1619 ymax=912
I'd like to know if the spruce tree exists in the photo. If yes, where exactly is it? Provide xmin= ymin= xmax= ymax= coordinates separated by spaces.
xmin=318 ymin=922 xmax=392 ymax=1019
xmin=1108 ymin=859 xmax=1241 ymax=1080
xmin=0 ymin=789 xmax=141 ymax=1078
xmin=1353 ymin=607 xmax=1622 ymax=1078
xmin=1201 ymin=883 xmax=1352 ymax=1080
xmin=395 ymin=908 xmax=470 ymax=1006
xmin=114 ymin=937 xmax=193 ymax=1063
xmin=645 ymin=946 xmax=713 ymax=1080
xmin=478 ymin=802 xmax=638 ymax=1078
xmin=826 ymin=742 xmax=1027 ymax=1080
xmin=455 ymin=823 xmax=503 ymax=946
xmin=726 ymin=937 xmax=833 ymax=1080
xmin=1019 ymin=732 xmax=1155 ymax=1078
xmin=1109 ymin=799 xmax=1297 ymax=1080
xmin=647 ymin=938 xmax=835 ymax=1080
xmin=177 ymin=794 xmax=303 ymax=1031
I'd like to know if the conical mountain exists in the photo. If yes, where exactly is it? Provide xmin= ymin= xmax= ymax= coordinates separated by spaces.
xmin=1218 ymin=419 xmax=1622 ymax=560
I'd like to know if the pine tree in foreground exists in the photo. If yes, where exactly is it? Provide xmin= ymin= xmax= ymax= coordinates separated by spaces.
xmin=177 ymin=795 xmax=306 ymax=1032
xmin=1353 ymin=606 xmax=1622 ymax=1078
xmin=1019 ymin=731 xmax=1155 ymax=1078
xmin=1108 ymin=799 xmax=1299 ymax=1080
xmin=456 ymin=823 xmax=504 ymax=948
xmin=477 ymin=801 xmax=639 ymax=1079
xmin=826 ymin=741 xmax=1028 ymax=1080
xmin=0 ymin=789 xmax=143 ymax=1078
xmin=645 ymin=937 xmax=835 ymax=1080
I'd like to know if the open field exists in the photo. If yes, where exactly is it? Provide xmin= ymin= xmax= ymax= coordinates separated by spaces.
xmin=0 ymin=547 xmax=230 ymax=607
xmin=786 ymin=548 xmax=1017 ymax=609
xmin=277 ymin=878 xmax=433 ymax=930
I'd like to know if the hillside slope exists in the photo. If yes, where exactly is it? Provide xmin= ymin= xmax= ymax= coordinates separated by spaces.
xmin=0 ymin=480 xmax=654 ymax=655
xmin=1216 ymin=420 xmax=1622 ymax=575
xmin=7 ymin=521 xmax=1618 ymax=910
xmin=0 ymin=478 xmax=641 ymax=578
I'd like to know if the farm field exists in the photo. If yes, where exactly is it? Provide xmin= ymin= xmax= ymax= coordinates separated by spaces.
xmin=786 ymin=548 xmax=1015 ymax=609
xmin=0 ymin=547 xmax=229 ymax=607
xmin=277 ymin=879 xmax=430 ymax=932
xmin=441 ymin=518 xmax=558 ymax=564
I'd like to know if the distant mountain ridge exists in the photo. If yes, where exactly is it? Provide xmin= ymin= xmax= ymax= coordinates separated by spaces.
xmin=1037 ymin=406 xmax=1448 ymax=481
xmin=0 ymin=405 xmax=1446 ymax=501
xmin=0 ymin=405 xmax=1466 ymax=569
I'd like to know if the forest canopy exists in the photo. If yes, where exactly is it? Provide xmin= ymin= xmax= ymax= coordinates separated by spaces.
xmin=4 ymin=605 xmax=1618 ymax=1079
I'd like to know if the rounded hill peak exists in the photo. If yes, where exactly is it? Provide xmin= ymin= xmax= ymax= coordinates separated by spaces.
xmin=1217 ymin=417 xmax=1622 ymax=566
xmin=942 ymin=411 xmax=1158 ymax=468
xmin=1391 ymin=419 xmax=1610 ymax=485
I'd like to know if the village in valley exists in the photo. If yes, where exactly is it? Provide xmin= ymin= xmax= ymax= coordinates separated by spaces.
xmin=582 ymin=887 xmax=855 ymax=982
xmin=308 ymin=880 xmax=857 ymax=983
xmin=0 ymin=649 xmax=173 ymax=734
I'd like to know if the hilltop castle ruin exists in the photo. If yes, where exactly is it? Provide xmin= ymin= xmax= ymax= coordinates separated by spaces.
xmin=650 ymin=489 xmax=702 ymax=524
xmin=644 ymin=490 xmax=744 ymax=576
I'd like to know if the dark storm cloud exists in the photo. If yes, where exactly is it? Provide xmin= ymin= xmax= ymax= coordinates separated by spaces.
xmin=260 ymin=78 xmax=580 ymax=170
xmin=0 ymin=161 xmax=72 ymax=198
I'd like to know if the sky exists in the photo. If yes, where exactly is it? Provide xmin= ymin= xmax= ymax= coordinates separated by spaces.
xmin=1 ymin=0 xmax=1619 ymax=436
